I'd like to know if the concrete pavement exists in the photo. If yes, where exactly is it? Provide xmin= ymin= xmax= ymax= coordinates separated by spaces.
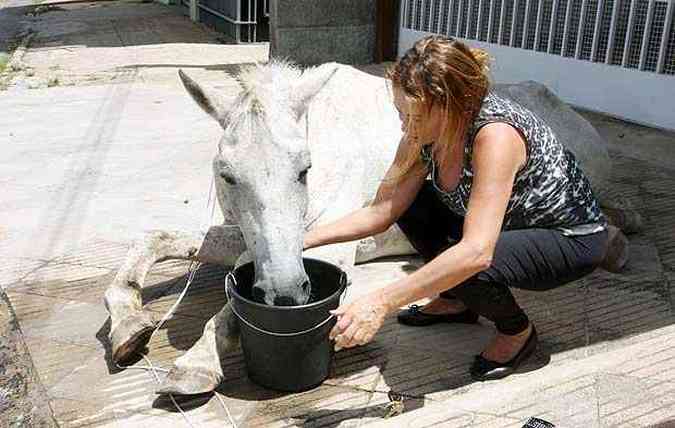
xmin=2 ymin=1 xmax=675 ymax=427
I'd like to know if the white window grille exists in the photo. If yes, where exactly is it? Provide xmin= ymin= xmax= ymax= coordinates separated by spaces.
xmin=400 ymin=0 xmax=675 ymax=74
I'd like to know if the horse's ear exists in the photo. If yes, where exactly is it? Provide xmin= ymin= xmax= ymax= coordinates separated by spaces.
xmin=291 ymin=63 xmax=339 ymax=119
xmin=179 ymin=69 xmax=230 ymax=128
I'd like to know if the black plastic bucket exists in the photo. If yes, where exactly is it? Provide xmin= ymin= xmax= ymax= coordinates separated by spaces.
xmin=226 ymin=258 xmax=347 ymax=392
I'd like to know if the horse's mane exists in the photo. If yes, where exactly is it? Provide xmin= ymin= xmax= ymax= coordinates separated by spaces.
xmin=226 ymin=60 xmax=302 ymax=126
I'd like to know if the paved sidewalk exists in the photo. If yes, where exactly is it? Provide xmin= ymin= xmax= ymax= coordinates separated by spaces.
xmin=2 ymin=1 xmax=675 ymax=427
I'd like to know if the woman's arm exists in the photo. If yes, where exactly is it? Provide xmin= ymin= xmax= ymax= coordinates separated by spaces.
xmin=331 ymin=123 xmax=527 ymax=349
xmin=303 ymin=137 xmax=427 ymax=250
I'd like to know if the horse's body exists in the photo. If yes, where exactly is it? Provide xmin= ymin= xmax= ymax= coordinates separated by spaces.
xmin=103 ymin=62 xmax=637 ymax=396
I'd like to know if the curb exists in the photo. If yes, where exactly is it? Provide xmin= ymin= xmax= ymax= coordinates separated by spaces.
xmin=0 ymin=289 xmax=59 ymax=427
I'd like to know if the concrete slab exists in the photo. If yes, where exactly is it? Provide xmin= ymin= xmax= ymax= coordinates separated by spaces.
xmin=2 ymin=1 xmax=675 ymax=426
xmin=6 ymin=1 xmax=268 ymax=89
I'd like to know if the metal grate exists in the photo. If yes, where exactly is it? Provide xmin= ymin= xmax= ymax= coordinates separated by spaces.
xmin=402 ymin=0 xmax=675 ymax=75
xmin=626 ymin=0 xmax=650 ymax=68
xmin=537 ymin=0 xmax=555 ymax=51
xmin=564 ymin=0 xmax=583 ymax=56
xmin=579 ymin=0 xmax=600 ymax=60
xmin=513 ymin=0 xmax=528 ymax=47
xmin=551 ymin=0 xmax=569 ymax=54
xmin=525 ymin=0 xmax=541 ymax=48
xmin=594 ymin=0 xmax=615 ymax=62
xmin=432 ymin=0 xmax=443 ymax=31
xmin=643 ymin=1 xmax=668 ymax=71
xmin=468 ymin=0 xmax=481 ymax=38
xmin=610 ymin=0 xmax=633 ymax=64
xmin=459 ymin=0 xmax=470 ymax=35
xmin=490 ymin=0 xmax=504 ymax=42
xmin=439 ymin=0 xmax=451 ymax=35
xmin=501 ymin=0 xmax=516 ymax=44
xmin=477 ymin=0 xmax=490 ymax=40
xmin=665 ymin=13 xmax=675 ymax=73
xmin=448 ymin=0 xmax=459 ymax=36
xmin=196 ymin=0 xmax=268 ymax=43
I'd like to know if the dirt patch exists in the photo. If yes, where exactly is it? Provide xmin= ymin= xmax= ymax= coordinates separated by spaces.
xmin=0 ymin=289 xmax=58 ymax=427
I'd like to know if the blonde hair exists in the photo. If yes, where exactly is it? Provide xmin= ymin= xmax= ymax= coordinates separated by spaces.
xmin=386 ymin=35 xmax=491 ymax=179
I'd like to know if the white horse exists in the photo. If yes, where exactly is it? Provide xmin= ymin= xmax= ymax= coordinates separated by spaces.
xmin=103 ymin=61 xmax=638 ymax=395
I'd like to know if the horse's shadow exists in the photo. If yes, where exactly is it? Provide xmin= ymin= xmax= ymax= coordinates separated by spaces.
xmin=96 ymin=259 xmax=553 ymax=426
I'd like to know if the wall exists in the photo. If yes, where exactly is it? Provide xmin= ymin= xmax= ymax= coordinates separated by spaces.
xmin=269 ymin=0 xmax=377 ymax=65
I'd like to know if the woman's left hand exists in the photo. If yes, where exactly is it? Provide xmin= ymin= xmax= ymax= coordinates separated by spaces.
xmin=329 ymin=290 xmax=391 ymax=351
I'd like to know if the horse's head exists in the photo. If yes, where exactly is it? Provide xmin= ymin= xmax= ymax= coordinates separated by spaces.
xmin=179 ymin=62 xmax=336 ymax=306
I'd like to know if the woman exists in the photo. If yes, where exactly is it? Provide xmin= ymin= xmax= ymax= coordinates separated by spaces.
xmin=303 ymin=35 xmax=612 ymax=381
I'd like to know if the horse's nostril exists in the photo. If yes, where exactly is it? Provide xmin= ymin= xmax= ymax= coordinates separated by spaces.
xmin=273 ymin=296 xmax=297 ymax=307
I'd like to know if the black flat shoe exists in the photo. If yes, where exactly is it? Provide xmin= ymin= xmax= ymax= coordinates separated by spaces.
xmin=397 ymin=304 xmax=479 ymax=327
xmin=470 ymin=326 xmax=538 ymax=381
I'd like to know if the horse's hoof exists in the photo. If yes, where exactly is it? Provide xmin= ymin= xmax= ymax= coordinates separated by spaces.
xmin=156 ymin=366 xmax=222 ymax=395
xmin=110 ymin=311 xmax=157 ymax=364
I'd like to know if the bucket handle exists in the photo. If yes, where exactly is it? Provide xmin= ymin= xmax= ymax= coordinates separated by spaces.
xmin=224 ymin=270 xmax=349 ymax=338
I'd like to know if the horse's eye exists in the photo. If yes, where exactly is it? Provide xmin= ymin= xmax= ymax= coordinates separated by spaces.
xmin=220 ymin=172 xmax=237 ymax=185
xmin=298 ymin=167 xmax=310 ymax=184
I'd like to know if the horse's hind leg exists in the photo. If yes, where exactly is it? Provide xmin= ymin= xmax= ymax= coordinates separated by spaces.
xmin=104 ymin=226 xmax=245 ymax=364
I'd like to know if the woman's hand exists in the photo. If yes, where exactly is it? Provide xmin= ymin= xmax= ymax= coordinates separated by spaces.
xmin=329 ymin=290 xmax=391 ymax=351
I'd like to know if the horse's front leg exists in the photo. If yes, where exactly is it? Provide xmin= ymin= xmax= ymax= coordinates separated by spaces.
xmin=104 ymin=225 xmax=245 ymax=364
xmin=157 ymin=301 xmax=239 ymax=395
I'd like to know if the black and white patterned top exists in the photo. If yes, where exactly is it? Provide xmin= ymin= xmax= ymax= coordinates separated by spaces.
xmin=421 ymin=91 xmax=606 ymax=236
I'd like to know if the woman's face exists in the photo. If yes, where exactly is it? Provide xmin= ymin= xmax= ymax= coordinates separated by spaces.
xmin=393 ymin=86 xmax=447 ymax=146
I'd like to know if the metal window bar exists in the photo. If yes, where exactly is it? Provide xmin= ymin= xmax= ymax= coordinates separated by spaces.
xmin=499 ymin=0 xmax=507 ymax=43
xmin=197 ymin=0 xmax=266 ymax=43
xmin=401 ymin=0 xmax=675 ymax=75
xmin=590 ymin=0 xmax=605 ymax=60
xmin=438 ymin=0 xmax=447 ymax=32
xmin=575 ymin=0 xmax=589 ymax=58
xmin=461 ymin=0 xmax=471 ymax=35
xmin=621 ymin=0 xmax=637 ymax=65
xmin=561 ymin=0 xmax=573 ymax=52
xmin=548 ymin=0 xmax=560 ymax=52
xmin=639 ymin=0 xmax=656 ymax=69
xmin=537 ymin=0 xmax=555 ymax=51
xmin=612 ymin=0 xmax=633 ymax=65
xmin=510 ymin=0 xmax=520 ymax=45
xmin=447 ymin=0 xmax=456 ymax=35
xmin=607 ymin=0 xmax=622 ymax=62
xmin=564 ymin=0 xmax=582 ymax=56
xmin=551 ymin=0 xmax=568 ymax=53
xmin=534 ymin=0 xmax=545 ymax=49
xmin=477 ymin=0 xmax=486 ymax=38
xmin=522 ymin=0 xmax=533 ymax=46
xmin=657 ymin=0 xmax=674 ymax=72
xmin=642 ymin=1 xmax=666 ymax=70
xmin=502 ymin=0 xmax=516 ymax=44
xmin=526 ymin=0 xmax=540 ymax=48
xmin=467 ymin=0 xmax=475 ymax=37
xmin=491 ymin=0 xmax=503 ymax=42
xmin=578 ymin=0 xmax=599 ymax=59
